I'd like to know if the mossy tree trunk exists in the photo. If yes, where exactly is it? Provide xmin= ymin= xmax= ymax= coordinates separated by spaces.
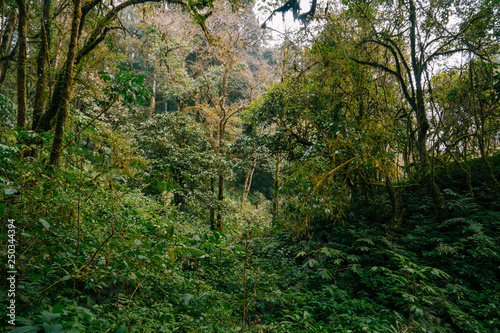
xmin=49 ymin=0 xmax=82 ymax=166
xmin=15 ymin=0 xmax=27 ymax=128
xmin=0 ymin=8 xmax=18 ymax=87
xmin=32 ymin=0 xmax=52 ymax=130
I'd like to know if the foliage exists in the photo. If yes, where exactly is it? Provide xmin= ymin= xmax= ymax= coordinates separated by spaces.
xmin=1 ymin=0 xmax=499 ymax=332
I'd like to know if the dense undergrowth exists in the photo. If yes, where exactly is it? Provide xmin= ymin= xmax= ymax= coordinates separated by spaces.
xmin=1 ymin=128 xmax=499 ymax=332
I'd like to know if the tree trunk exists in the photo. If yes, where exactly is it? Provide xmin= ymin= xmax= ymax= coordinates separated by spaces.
xmin=173 ymin=171 xmax=186 ymax=212
xmin=272 ymin=152 xmax=281 ymax=223
xmin=210 ymin=176 xmax=216 ymax=230
xmin=217 ymin=173 xmax=224 ymax=231
xmin=241 ymin=160 xmax=256 ymax=206
xmin=49 ymin=0 xmax=83 ymax=166
xmin=217 ymin=121 xmax=225 ymax=231
xmin=470 ymin=62 xmax=500 ymax=189
xmin=51 ymin=13 xmax=70 ymax=73
xmin=477 ymin=105 xmax=500 ymax=189
xmin=415 ymin=84 xmax=429 ymax=170
xmin=409 ymin=0 xmax=429 ymax=171
xmin=385 ymin=174 xmax=403 ymax=228
xmin=149 ymin=68 xmax=156 ymax=118
xmin=0 ymin=8 xmax=17 ymax=87
xmin=15 ymin=0 xmax=27 ymax=128
xmin=409 ymin=0 xmax=442 ymax=205
xmin=32 ymin=0 xmax=52 ymax=130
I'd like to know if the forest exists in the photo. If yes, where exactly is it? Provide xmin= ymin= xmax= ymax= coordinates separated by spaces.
xmin=0 ymin=0 xmax=499 ymax=331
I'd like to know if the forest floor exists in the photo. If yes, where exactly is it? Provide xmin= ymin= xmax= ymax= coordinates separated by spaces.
xmin=1 ymin=152 xmax=500 ymax=332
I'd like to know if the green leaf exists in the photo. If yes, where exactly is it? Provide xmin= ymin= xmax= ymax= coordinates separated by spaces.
xmin=65 ymin=329 xmax=82 ymax=333
xmin=39 ymin=219 xmax=50 ymax=229
xmin=15 ymin=317 xmax=35 ymax=326
xmin=112 ymin=325 xmax=128 ymax=333
xmin=304 ymin=259 xmax=319 ymax=268
xmin=73 ymin=307 xmax=94 ymax=320
xmin=40 ymin=311 xmax=61 ymax=324
xmin=51 ymin=304 xmax=64 ymax=314
xmin=356 ymin=238 xmax=374 ymax=245
xmin=42 ymin=323 xmax=63 ymax=333
xmin=295 ymin=251 xmax=307 ymax=257
xmin=347 ymin=254 xmax=360 ymax=262
xmin=318 ymin=268 xmax=333 ymax=280
xmin=350 ymin=264 xmax=361 ymax=275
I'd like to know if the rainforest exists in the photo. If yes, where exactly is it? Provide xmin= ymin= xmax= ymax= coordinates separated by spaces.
xmin=0 ymin=0 xmax=499 ymax=331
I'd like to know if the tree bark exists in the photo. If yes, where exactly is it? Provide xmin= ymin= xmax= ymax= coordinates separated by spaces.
xmin=15 ymin=0 xmax=27 ymax=128
xmin=49 ymin=0 xmax=83 ymax=166
xmin=272 ymin=152 xmax=281 ymax=223
xmin=409 ymin=0 xmax=441 ymax=206
xmin=217 ymin=121 xmax=225 ymax=231
xmin=0 ymin=8 xmax=17 ymax=87
xmin=241 ymin=160 xmax=256 ymax=206
xmin=149 ymin=68 xmax=156 ymax=118
xmin=470 ymin=62 xmax=500 ymax=189
xmin=32 ymin=0 xmax=52 ymax=130
xmin=409 ymin=0 xmax=430 ymax=172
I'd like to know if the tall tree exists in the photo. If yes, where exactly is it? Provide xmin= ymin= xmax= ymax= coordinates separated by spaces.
xmin=191 ymin=2 xmax=270 ymax=230
xmin=0 ymin=7 xmax=18 ymax=86
xmin=343 ymin=0 xmax=497 ymax=178
xmin=15 ymin=0 xmax=27 ymax=129
xmin=32 ymin=0 xmax=51 ymax=130
xmin=25 ymin=0 xmax=221 ymax=165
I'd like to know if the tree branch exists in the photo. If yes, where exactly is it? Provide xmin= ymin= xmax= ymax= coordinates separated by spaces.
xmin=349 ymin=57 xmax=416 ymax=110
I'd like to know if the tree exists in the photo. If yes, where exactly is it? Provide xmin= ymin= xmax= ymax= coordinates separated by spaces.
xmin=431 ymin=60 xmax=500 ymax=189
xmin=0 ymin=7 xmax=18 ymax=86
xmin=341 ymin=0 xmax=497 ymax=181
xmin=247 ymin=32 xmax=405 ymax=232
xmin=187 ymin=2 xmax=271 ymax=230
xmin=137 ymin=112 xmax=219 ymax=212
xmin=15 ymin=0 xmax=27 ymax=129
xmin=10 ymin=0 xmax=235 ymax=166
xmin=48 ymin=0 xmax=82 ymax=166
xmin=263 ymin=0 xmax=498 ymax=187
xmin=32 ymin=0 xmax=51 ymax=130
